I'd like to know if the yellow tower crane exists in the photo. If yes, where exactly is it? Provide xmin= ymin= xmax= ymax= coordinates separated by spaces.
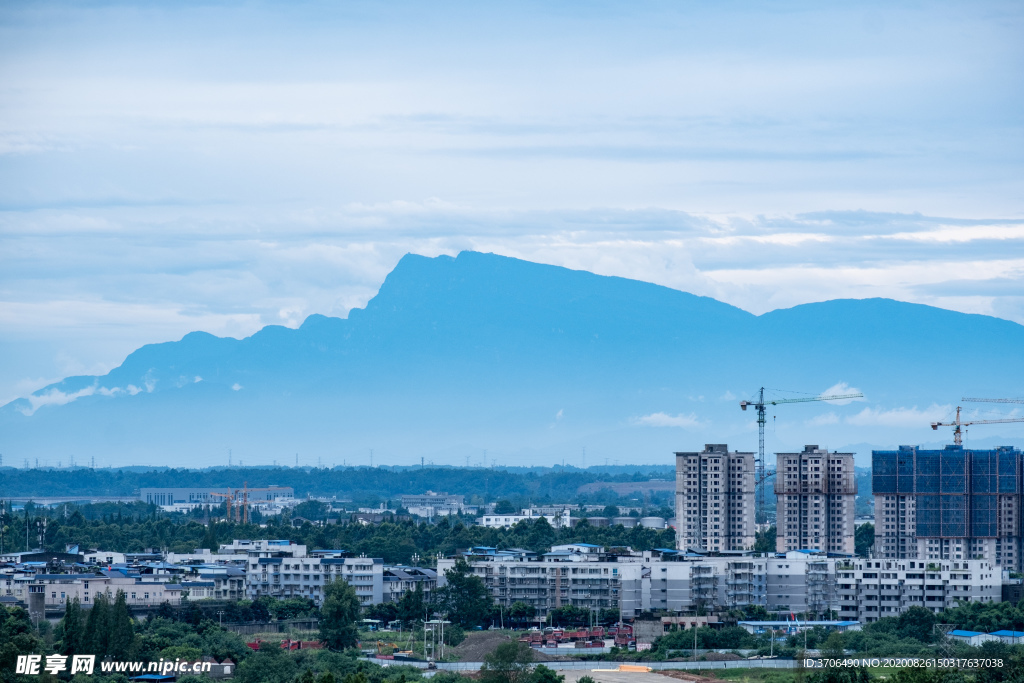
xmin=931 ymin=398 xmax=1024 ymax=445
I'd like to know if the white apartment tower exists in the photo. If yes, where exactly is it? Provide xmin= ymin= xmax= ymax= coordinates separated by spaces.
xmin=675 ymin=444 xmax=756 ymax=552
xmin=775 ymin=445 xmax=857 ymax=554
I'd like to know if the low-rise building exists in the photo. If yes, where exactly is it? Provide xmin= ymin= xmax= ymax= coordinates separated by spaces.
xmin=401 ymin=492 xmax=466 ymax=518
xmin=383 ymin=566 xmax=438 ymax=604
xmin=834 ymin=557 xmax=1000 ymax=623
xmin=477 ymin=509 xmax=573 ymax=529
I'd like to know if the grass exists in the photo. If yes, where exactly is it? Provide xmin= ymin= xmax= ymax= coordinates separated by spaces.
xmin=703 ymin=668 xmax=800 ymax=683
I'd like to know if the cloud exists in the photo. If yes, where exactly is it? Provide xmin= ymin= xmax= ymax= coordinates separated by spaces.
xmin=634 ymin=412 xmax=703 ymax=428
xmin=819 ymin=382 xmax=867 ymax=405
xmin=555 ymin=409 xmax=563 ymax=420
xmin=846 ymin=404 xmax=952 ymax=427
xmin=720 ymin=391 xmax=736 ymax=401
xmin=232 ymin=383 xmax=243 ymax=391
xmin=19 ymin=385 xmax=98 ymax=416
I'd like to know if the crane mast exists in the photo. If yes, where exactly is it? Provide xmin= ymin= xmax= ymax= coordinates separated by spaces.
xmin=740 ymin=387 xmax=864 ymax=520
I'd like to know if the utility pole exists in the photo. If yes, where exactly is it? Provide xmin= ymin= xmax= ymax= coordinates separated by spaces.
xmin=228 ymin=449 xmax=232 ymax=467
xmin=370 ymin=449 xmax=374 ymax=468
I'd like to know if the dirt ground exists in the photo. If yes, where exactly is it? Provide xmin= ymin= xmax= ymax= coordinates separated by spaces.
xmin=664 ymin=653 xmax=743 ymax=662
xmin=447 ymin=632 xmax=568 ymax=662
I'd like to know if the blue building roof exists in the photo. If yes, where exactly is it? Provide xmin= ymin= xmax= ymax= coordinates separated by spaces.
xmin=950 ymin=630 xmax=985 ymax=637
xmin=990 ymin=630 xmax=1024 ymax=637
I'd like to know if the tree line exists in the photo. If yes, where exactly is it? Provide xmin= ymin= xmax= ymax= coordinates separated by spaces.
xmin=1 ymin=506 xmax=676 ymax=562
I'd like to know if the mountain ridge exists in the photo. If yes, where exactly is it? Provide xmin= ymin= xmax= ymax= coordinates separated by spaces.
xmin=3 ymin=250 xmax=1022 ymax=466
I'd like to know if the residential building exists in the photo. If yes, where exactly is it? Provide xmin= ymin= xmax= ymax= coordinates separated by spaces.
xmin=26 ymin=572 xmax=183 ymax=608
xmin=675 ymin=444 xmax=756 ymax=552
xmin=872 ymin=445 xmax=1023 ymax=568
xmin=775 ymin=445 xmax=857 ymax=554
xmin=241 ymin=543 xmax=384 ymax=606
xmin=478 ymin=509 xmax=573 ymax=529
xmin=440 ymin=545 xmax=855 ymax=620
xmin=383 ymin=566 xmax=438 ymax=604
xmin=834 ymin=556 xmax=1000 ymax=622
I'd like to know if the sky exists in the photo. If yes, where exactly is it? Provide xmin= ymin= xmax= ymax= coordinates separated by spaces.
xmin=1 ymin=0 xmax=1023 ymax=408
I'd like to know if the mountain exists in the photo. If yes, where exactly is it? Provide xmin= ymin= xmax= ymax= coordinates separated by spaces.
xmin=3 ymin=251 xmax=1023 ymax=467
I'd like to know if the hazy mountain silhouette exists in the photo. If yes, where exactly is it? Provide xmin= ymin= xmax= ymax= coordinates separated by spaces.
xmin=3 ymin=251 xmax=1022 ymax=466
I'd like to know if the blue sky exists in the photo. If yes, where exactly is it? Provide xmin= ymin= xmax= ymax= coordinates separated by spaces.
xmin=1 ymin=0 xmax=1023 ymax=407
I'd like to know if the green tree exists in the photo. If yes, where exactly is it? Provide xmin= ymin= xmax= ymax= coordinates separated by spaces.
xmin=396 ymin=582 xmax=425 ymax=624
xmin=480 ymin=641 xmax=535 ymax=683
xmin=438 ymin=559 xmax=492 ymax=629
xmin=821 ymin=631 xmax=846 ymax=659
xmin=0 ymin=606 xmax=42 ymax=683
xmin=855 ymin=524 xmax=874 ymax=557
xmin=56 ymin=597 xmax=86 ymax=656
xmin=317 ymin=673 xmax=337 ymax=683
xmin=530 ymin=665 xmax=563 ymax=683
xmin=236 ymin=641 xmax=299 ymax=683
xmin=85 ymin=592 xmax=111 ymax=656
xmin=754 ymin=526 xmax=776 ymax=553
xmin=509 ymin=601 xmax=536 ymax=626
xmin=109 ymin=590 xmax=136 ymax=659
xmin=319 ymin=579 xmax=361 ymax=650
xmin=494 ymin=501 xmax=516 ymax=514
xmin=896 ymin=606 xmax=936 ymax=643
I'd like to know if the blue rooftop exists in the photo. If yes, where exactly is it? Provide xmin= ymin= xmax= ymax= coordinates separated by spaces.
xmin=990 ymin=630 xmax=1024 ymax=637
xmin=950 ymin=630 xmax=985 ymax=637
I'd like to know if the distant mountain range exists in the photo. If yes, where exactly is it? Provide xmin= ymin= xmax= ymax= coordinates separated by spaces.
xmin=3 ymin=251 xmax=1023 ymax=467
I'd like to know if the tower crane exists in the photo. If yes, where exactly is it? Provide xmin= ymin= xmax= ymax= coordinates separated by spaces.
xmin=740 ymin=387 xmax=864 ymax=518
xmin=209 ymin=491 xmax=235 ymax=522
xmin=963 ymin=397 xmax=1024 ymax=405
xmin=932 ymin=401 xmax=1024 ymax=445
xmin=237 ymin=483 xmax=284 ymax=524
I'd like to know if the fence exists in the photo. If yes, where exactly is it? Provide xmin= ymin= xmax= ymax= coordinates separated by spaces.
xmin=371 ymin=659 xmax=799 ymax=672
xmin=223 ymin=619 xmax=320 ymax=635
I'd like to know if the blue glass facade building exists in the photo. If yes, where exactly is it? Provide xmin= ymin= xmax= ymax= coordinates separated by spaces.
xmin=873 ymin=445 xmax=1023 ymax=567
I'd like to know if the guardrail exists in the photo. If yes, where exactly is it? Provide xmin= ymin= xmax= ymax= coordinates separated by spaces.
xmin=370 ymin=659 xmax=799 ymax=672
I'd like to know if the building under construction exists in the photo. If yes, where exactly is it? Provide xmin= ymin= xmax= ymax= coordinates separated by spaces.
xmin=675 ymin=444 xmax=756 ymax=552
xmin=873 ymin=444 xmax=1023 ymax=568
xmin=775 ymin=445 xmax=857 ymax=554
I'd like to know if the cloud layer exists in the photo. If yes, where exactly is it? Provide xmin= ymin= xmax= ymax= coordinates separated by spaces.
xmin=0 ymin=0 xmax=1022 ymax=408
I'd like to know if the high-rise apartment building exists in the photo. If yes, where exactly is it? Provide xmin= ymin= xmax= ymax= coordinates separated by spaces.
xmin=775 ymin=445 xmax=857 ymax=554
xmin=675 ymin=444 xmax=756 ymax=552
xmin=873 ymin=445 xmax=1023 ymax=568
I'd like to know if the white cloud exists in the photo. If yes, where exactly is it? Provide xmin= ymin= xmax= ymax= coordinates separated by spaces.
xmin=555 ymin=409 xmax=563 ymax=420
xmin=19 ymin=385 xmax=98 ymax=416
xmin=232 ymin=383 xmax=243 ymax=391
xmin=846 ymin=404 xmax=952 ymax=427
xmin=634 ymin=412 xmax=703 ymax=428
xmin=720 ymin=391 xmax=736 ymax=401
xmin=819 ymin=382 xmax=866 ymax=405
